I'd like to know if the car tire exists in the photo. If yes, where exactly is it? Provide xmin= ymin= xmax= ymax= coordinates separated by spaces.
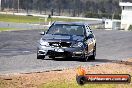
xmin=49 ymin=56 xmax=55 ymax=59
xmin=83 ymin=48 xmax=89 ymax=62
xmin=84 ymin=55 xmax=89 ymax=62
xmin=37 ymin=54 xmax=45 ymax=59
xmin=37 ymin=55 xmax=42 ymax=59
xmin=89 ymin=45 xmax=96 ymax=60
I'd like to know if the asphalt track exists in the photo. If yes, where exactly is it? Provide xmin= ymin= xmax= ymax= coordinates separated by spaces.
xmin=0 ymin=29 xmax=132 ymax=74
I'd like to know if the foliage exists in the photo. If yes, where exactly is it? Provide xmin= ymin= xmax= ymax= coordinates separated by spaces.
xmin=85 ymin=12 xmax=121 ymax=19
xmin=1 ymin=0 xmax=126 ymax=18
xmin=128 ymin=25 xmax=132 ymax=31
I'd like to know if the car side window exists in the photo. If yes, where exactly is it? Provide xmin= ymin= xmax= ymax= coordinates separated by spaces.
xmin=85 ymin=25 xmax=92 ymax=37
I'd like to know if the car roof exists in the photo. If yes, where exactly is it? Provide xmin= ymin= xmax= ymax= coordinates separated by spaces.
xmin=53 ymin=21 xmax=89 ymax=26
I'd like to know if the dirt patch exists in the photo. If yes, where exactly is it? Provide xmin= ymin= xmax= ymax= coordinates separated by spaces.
xmin=0 ymin=58 xmax=132 ymax=88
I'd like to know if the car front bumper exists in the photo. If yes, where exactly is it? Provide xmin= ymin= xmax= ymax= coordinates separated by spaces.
xmin=37 ymin=45 xmax=85 ymax=57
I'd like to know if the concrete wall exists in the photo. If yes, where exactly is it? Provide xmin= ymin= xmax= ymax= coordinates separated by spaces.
xmin=121 ymin=10 xmax=132 ymax=30
xmin=120 ymin=2 xmax=132 ymax=30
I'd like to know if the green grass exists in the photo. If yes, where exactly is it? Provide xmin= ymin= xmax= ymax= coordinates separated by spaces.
xmin=0 ymin=14 xmax=84 ymax=23
xmin=0 ymin=27 xmax=44 ymax=32
xmin=0 ymin=14 xmax=85 ymax=31
xmin=39 ymin=80 xmax=132 ymax=88
xmin=0 ymin=28 xmax=30 ymax=31
xmin=39 ymin=80 xmax=117 ymax=88
xmin=0 ymin=28 xmax=17 ymax=31
xmin=0 ymin=14 xmax=39 ymax=23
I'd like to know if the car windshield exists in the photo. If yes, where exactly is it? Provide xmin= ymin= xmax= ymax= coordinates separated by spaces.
xmin=47 ymin=24 xmax=84 ymax=36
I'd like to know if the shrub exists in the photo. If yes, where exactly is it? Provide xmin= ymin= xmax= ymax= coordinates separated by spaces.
xmin=128 ymin=25 xmax=132 ymax=31
xmin=85 ymin=12 xmax=120 ymax=19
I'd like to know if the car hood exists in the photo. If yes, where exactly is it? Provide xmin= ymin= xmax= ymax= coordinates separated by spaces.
xmin=42 ymin=34 xmax=83 ymax=42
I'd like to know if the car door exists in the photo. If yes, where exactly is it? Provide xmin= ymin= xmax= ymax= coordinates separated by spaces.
xmin=87 ymin=33 xmax=94 ymax=53
xmin=85 ymin=25 xmax=94 ymax=54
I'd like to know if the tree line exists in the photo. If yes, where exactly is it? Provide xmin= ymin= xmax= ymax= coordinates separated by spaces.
xmin=1 ymin=0 xmax=132 ymax=19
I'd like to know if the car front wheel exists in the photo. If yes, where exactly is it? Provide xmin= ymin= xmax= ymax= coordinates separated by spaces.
xmin=37 ymin=54 xmax=45 ymax=59
xmin=49 ymin=56 xmax=55 ymax=59
xmin=89 ymin=45 xmax=96 ymax=60
xmin=84 ymin=45 xmax=96 ymax=61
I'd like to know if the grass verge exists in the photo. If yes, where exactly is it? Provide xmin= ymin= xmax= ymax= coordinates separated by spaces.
xmin=0 ymin=14 xmax=83 ymax=23
xmin=39 ymin=80 xmax=117 ymax=88
xmin=0 ymin=28 xmax=28 ymax=32
xmin=0 ymin=14 xmax=39 ymax=23
xmin=0 ymin=28 xmax=17 ymax=31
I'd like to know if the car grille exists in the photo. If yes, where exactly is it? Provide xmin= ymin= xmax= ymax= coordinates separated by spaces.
xmin=49 ymin=42 xmax=72 ymax=47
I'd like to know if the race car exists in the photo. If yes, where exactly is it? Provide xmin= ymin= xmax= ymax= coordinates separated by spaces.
xmin=37 ymin=21 xmax=96 ymax=61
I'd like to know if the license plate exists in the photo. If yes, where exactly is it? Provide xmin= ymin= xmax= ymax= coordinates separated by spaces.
xmin=55 ymin=49 xmax=64 ymax=52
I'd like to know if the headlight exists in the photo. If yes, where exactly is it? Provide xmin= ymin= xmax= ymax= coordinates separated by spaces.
xmin=73 ymin=42 xmax=83 ymax=47
xmin=40 ymin=39 xmax=49 ymax=46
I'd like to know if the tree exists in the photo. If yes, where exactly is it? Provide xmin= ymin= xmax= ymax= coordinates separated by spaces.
xmin=1 ymin=0 xmax=122 ymax=18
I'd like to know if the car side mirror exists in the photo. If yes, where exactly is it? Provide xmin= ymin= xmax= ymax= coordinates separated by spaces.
xmin=40 ymin=31 xmax=45 ymax=35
